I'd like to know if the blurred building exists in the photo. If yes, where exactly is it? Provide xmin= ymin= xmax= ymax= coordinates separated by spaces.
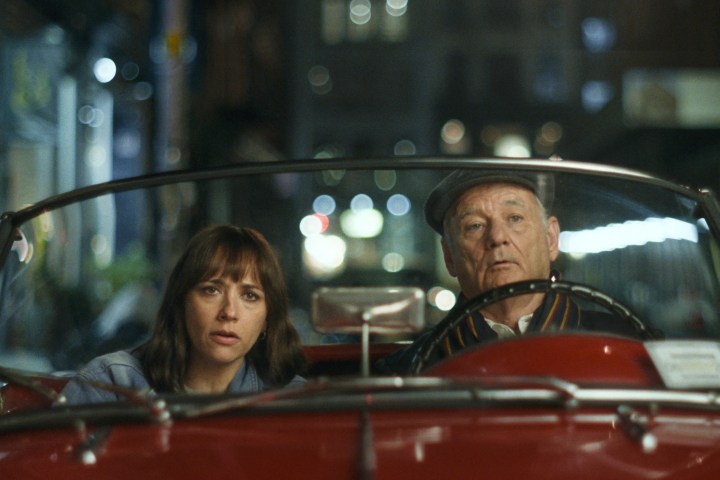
xmin=0 ymin=0 xmax=155 ymax=215
xmin=0 ymin=0 xmax=719 ymax=212
xmin=287 ymin=0 xmax=720 ymax=184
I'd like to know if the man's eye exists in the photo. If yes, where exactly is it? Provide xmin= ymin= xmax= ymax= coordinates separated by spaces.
xmin=465 ymin=222 xmax=484 ymax=232
xmin=509 ymin=214 xmax=523 ymax=223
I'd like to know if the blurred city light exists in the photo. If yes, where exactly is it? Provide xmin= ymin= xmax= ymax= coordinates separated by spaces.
xmin=313 ymin=194 xmax=337 ymax=215
xmin=374 ymin=170 xmax=397 ymax=190
xmin=441 ymin=119 xmax=465 ymax=144
xmin=299 ymin=214 xmax=329 ymax=236
xmin=349 ymin=0 xmax=372 ymax=25
xmin=308 ymin=65 xmax=333 ymax=95
xmin=93 ymin=57 xmax=117 ymax=83
xmin=303 ymin=234 xmax=347 ymax=277
xmin=441 ymin=119 xmax=471 ymax=154
xmin=341 ymin=208 xmax=384 ymax=238
xmin=494 ymin=134 xmax=530 ymax=157
xmin=386 ymin=0 xmax=408 ymax=16
xmin=133 ymin=82 xmax=153 ymax=101
xmin=121 ymin=62 xmax=140 ymax=81
xmin=386 ymin=193 xmax=411 ymax=216
xmin=428 ymin=286 xmax=456 ymax=311
xmin=534 ymin=121 xmax=564 ymax=155
xmin=382 ymin=252 xmax=405 ymax=272
xmin=581 ymin=17 xmax=617 ymax=52
xmin=560 ymin=217 xmax=698 ymax=254
xmin=350 ymin=193 xmax=373 ymax=210
xmin=393 ymin=139 xmax=416 ymax=156
xmin=582 ymin=80 xmax=614 ymax=113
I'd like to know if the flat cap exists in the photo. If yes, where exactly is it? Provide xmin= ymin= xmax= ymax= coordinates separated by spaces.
xmin=424 ymin=169 xmax=554 ymax=235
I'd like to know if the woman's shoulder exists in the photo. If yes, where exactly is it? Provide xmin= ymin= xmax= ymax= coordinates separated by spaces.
xmin=60 ymin=349 xmax=150 ymax=404
xmin=285 ymin=374 xmax=307 ymax=388
xmin=71 ymin=349 xmax=149 ymax=393
xmin=228 ymin=362 xmax=307 ymax=394
xmin=79 ymin=349 xmax=144 ymax=376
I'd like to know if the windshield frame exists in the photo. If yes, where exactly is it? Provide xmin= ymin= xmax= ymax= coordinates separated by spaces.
xmin=1 ymin=156 xmax=715 ymax=273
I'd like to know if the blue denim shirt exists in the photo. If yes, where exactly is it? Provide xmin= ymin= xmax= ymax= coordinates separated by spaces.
xmin=59 ymin=349 xmax=306 ymax=404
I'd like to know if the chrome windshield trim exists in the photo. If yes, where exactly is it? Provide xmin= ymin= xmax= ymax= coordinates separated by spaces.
xmin=2 ymin=157 xmax=698 ymax=227
xmin=169 ymin=375 xmax=720 ymax=419
xmin=575 ymin=388 xmax=720 ymax=407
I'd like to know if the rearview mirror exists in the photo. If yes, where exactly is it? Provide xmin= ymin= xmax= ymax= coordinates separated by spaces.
xmin=311 ymin=286 xmax=426 ymax=376
xmin=311 ymin=286 xmax=425 ymax=334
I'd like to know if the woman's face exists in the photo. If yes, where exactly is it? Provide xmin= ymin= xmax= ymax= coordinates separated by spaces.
xmin=184 ymin=269 xmax=267 ymax=375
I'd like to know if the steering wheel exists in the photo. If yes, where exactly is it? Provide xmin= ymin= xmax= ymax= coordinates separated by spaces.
xmin=409 ymin=279 xmax=658 ymax=375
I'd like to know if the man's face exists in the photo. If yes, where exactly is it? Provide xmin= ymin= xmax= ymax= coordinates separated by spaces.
xmin=441 ymin=182 xmax=560 ymax=299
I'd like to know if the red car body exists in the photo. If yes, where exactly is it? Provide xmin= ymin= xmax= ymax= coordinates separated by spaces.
xmin=2 ymin=158 xmax=720 ymax=478
xmin=2 ymin=336 xmax=720 ymax=479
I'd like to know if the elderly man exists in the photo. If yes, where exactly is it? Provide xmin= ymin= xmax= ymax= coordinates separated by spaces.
xmin=427 ymin=168 xmax=562 ymax=337
xmin=377 ymin=168 xmax=606 ymax=374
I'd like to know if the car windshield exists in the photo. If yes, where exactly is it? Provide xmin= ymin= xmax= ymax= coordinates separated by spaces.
xmin=1 ymin=159 xmax=718 ymax=378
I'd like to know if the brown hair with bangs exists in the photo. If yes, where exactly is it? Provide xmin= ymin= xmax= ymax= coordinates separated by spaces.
xmin=141 ymin=224 xmax=306 ymax=393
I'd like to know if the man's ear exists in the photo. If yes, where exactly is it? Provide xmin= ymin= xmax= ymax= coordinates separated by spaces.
xmin=546 ymin=216 xmax=560 ymax=261
xmin=441 ymin=238 xmax=458 ymax=277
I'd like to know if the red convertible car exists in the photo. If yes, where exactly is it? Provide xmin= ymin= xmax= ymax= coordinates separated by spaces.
xmin=2 ymin=157 xmax=720 ymax=478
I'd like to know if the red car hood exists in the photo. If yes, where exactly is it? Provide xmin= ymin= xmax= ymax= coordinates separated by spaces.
xmin=1 ymin=405 xmax=720 ymax=479
xmin=2 ymin=335 xmax=720 ymax=479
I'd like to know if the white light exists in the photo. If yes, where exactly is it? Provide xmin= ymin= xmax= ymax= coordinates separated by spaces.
xmin=299 ymin=215 xmax=324 ymax=237
xmin=11 ymin=231 xmax=33 ymax=263
xmin=386 ymin=0 xmax=408 ymax=16
xmin=93 ymin=57 xmax=117 ymax=83
xmin=303 ymin=234 xmax=347 ymax=277
xmin=560 ymin=217 xmax=698 ymax=254
xmin=350 ymin=0 xmax=372 ymax=25
xmin=340 ymin=209 xmax=384 ymax=238
xmin=494 ymin=134 xmax=531 ymax=158
xmin=435 ymin=289 xmax=457 ymax=311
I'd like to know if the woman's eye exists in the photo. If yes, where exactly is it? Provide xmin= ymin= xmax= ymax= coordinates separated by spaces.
xmin=247 ymin=290 xmax=263 ymax=300
xmin=200 ymin=285 xmax=220 ymax=295
xmin=243 ymin=291 xmax=262 ymax=302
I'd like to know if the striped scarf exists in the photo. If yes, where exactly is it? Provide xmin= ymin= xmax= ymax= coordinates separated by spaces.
xmin=441 ymin=290 xmax=583 ymax=357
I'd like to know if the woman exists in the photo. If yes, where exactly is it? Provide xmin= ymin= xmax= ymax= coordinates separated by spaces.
xmin=60 ymin=225 xmax=307 ymax=404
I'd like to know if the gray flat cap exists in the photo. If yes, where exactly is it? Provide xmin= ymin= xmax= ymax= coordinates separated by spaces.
xmin=424 ymin=169 xmax=554 ymax=234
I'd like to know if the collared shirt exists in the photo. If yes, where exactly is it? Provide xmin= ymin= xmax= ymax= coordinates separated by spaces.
xmin=484 ymin=313 xmax=533 ymax=338
xmin=59 ymin=349 xmax=306 ymax=405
